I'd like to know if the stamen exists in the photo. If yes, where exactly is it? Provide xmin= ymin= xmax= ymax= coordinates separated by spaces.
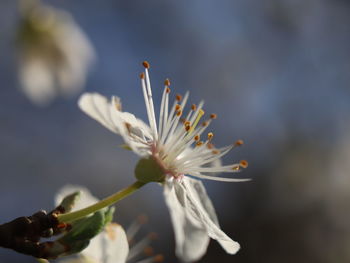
xmin=212 ymin=149 xmax=220 ymax=154
xmin=210 ymin=113 xmax=217 ymax=119
xmin=154 ymin=255 xmax=164 ymax=262
xmin=207 ymin=143 xmax=214 ymax=149
xmin=194 ymin=135 xmax=200 ymax=141
xmin=166 ymin=87 xmax=170 ymax=93
xmin=189 ymin=109 xmax=205 ymax=134
xmin=143 ymin=64 xmax=158 ymax=140
xmin=164 ymin=78 xmax=170 ymax=86
xmin=176 ymin=94 xmax=182 ymax=101
xmin=235 ymin=139 xmax=244 ymax=146
xmin=140 ymin=72 xmax=145 ymax=79
xmin=191 ymin=104 xmax=197 ymax=111
xmin=142 ymin=61 xmax=150 ymax=69
xmin=207 ymin=132 xmax=214 ymax=140
xmin=144 ymin=246 xmax=154 ymax=256
xmin=232 ymin=165 xmax=240 ymax=171
xmin=184 ymin=121 xmax=191 ymax=126
xmin=185 ymin=125 xmax=191 ymax=131
xmin=175 ymin=104 xmax=181 ymax=111
xmin=202 ymin=121 xmax=208 ymax=127
xmin=196 ymin=141 xmax=203 ymax=147
xmin=240 ymin=160 xmax=248 ymax=168
xmin=176 ymin=110 xmax=182 ymax=117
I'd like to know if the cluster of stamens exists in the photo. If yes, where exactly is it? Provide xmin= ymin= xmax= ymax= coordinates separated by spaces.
xmin=137 ymin=61 xmax=248 ymax=182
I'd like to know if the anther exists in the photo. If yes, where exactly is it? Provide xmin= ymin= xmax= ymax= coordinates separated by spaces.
xmin=212 ymin=150 xmax=220 ymax=154
xmin=207 ymin=132 xmax=214 ymax=140
xmin=185 ymin=125 xmax=191 ymax=131
xmin=180 ymin=118 xmax=187 ymax=124
xmin=239 ymin=160 xmax=248 ymax=168
xmin=154 ymin=254 xmax=164 ymax=262
xmin=201 ymin=121 xmax=208 ymax=127
xmin=210 ymin=113 xmax=217 ymax=119
xmin=196 ymin=141 xmax=203 ymax=147
xmin=207 ymin=143 xmax=214 ymax=149
xmin=232 ymin=165 xmax=240 ymax=171
xmin=175 ymin=104 xmax=181 ymax=111
xmin=176 ymin=110 xmax=182 ymax=117
xmin=184 ymin=121 xmax=191 ymax=126
xmin=142 ymin=61 xmax=150 ymax=69
xmin=166 ymin=87 xmax=171 ymax=93
xmin=144 ymin=246 xmax=154 ymax=256
xmin=191 ymin=104 xmax=197 ymax=111
xmin=140 ymin=72 xmax=145 ymax=79
xmin=176 ymin=94 xmax=182 ymax=101
xmin=164 ymin=78 xmax=170 ymax=86
xmin=235 ymin=140 xmax=244 ymax=146
xmin=194 ymin=135 xmax=200 ymax=141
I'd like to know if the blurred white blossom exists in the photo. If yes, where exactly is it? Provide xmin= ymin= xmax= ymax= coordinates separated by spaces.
xmin=56 ymin=186 xmax=163 ymax=263
xmin=78 ymin=62 xmax=248 ymax=261
xmin=17 ymin=0 xmax=95 ymax=106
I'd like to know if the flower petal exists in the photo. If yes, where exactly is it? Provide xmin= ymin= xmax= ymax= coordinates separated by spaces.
xmin=182 ymin=177 xmax=240 ymax=255
xmin=78 ymin=93 xmax=123 ymax=134
xmin=55 ymin=185 xmax=103 ymax=262
xmin=163 ymin=178 xmax=210 ymax=262
xmin=101 ymin=223 xmax=129 ymax=263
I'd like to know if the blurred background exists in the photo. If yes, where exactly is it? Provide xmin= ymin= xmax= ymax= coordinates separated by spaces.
xmin=1 ymin=0 xmax=350 ymax=262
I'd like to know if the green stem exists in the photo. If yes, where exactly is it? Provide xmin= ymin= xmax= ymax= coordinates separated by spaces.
xmin=58 ymin=181 xmax=146 ymax=223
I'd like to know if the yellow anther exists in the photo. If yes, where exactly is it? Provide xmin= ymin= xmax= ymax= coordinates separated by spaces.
xmin=191 ymin=104 xmax=197 ymax=111
xmin=207 ymin=132 xmax=214 ymax=140
xmin=142 ymin=61 xmax=150 ymax=69
xmin=210 ymin=113 xmax=217 ymax=119
xmin=176 ymin=94 xmax=182 ymax=101
xmin=175 ymin=104 xmax=181 ymax=111
xmin=239 ymin=160 xmax=248 ymax=168
xmin=194 ymin=135 xmax=200 ymax=141
xmin=140 ymin=72 xmax=145 ymax=79
xmin=184 ymin=121 xmax=191 ymax=126
xmin=235 ymin=139 xmax=244 ymax=146
xmin=164 ymin=78 xmax=170 ymax=86
xmin=232 ymin=165 xmax=240 ymax=171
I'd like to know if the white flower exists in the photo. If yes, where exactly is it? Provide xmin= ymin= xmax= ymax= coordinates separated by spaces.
xmin=78 ymin=62 xmax=249 ymax=261
xmin=17 ymin=1 xmax=95 ymax=106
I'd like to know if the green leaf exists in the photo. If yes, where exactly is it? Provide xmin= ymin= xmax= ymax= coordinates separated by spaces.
xmin=60 ymin=211 xmax=105 ymax=243
xmin=135 ymin=157 xmax=165 ymax=183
